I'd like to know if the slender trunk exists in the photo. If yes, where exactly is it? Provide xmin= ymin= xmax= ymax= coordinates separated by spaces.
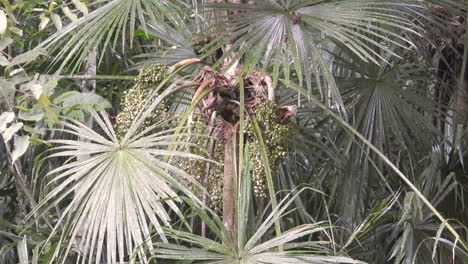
xmin=455 ymin=33 xmax=468 ymax=125
xmin=2 ymin=43 xmax=31 ymax=221
xmin=5 ymin=143 xmax=30 ymax=220
xmin=75 ymin=49 xmax=97 ymax=256
xmin=222 ymin=124 xmax=237 ymax=238
xmin=454 ymin=81 xmax=468 ymax=125
xmin=56 ymin=74 xmax=136 ymax=81
xmin=210 ymin=0 xmax=242 ymax=239
xmin=82 ymin=51 xmax=97 ymax=93
xmin=77 ymin=50 xmax=97 ymax=161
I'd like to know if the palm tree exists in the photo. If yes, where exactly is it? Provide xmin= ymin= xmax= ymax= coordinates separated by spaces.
xmin=0 ymin=0 xmax=467 ymax=263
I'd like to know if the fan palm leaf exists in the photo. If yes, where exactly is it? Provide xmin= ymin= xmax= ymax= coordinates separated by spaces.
xmin=287 ymin=81 xmax=468 ymax=250
xmin=150 ymin=145 xmax=361 ymax=264
xmin=302 ymin=40 xmax=444 ymax=226
xmin=36 ymin=0 xmax=178 ymax=73
xmin=132 ymin=20 xmax=198 ymax=68
xmin=388 ymin=148 xmax=464 ymax=263
xmin=26 ymin=108 xmax=206 ymax=263
xmin=201 ymin=0 xmax=424 ymax=113
xmin=152 ymin=194 xmax=362 ymax=264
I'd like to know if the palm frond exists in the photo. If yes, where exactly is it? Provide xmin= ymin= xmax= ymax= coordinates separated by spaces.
xmin=27 ymin=109 xmax=205 ymax=263
xmin=132 ymin=20 xmax=198 ymax=68
xmin=152 ymin=189 xmax=361 ymax=264
xmin=202 ymin=0 xmax=423 ymax=113
xmin=36 ymin=0 xmax=176 ymax=73
xmin=286 ymin=81 xmax=468 ymax=252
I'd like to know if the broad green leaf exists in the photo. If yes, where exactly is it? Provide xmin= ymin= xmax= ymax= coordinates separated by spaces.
xmin=41 ymin=79 xmax=58 ymax=96
xmin=23 ymin=125 xmax=46 ymax=135
xmin=50 ymin=12 xmax=63 ymax=31
xmin=53 ymin=91 xmax=79 ymax=104
xmin=0 ymin=55 xmax=9 ymax=66
xmin=30 ymin=135 xmax=50 ymax=146
xmin=0 ymin=10 xmax=7 ymax=34
xmin=0 ymin=37 xmax=13 ymax=51
xmin=8 ymin=27 xmax=22 ymax=36
xmin=2 ymin=122 xmax=23 ymax=142
xmin=62 ymin=92 xmax=111 ymax=109
xmin=15 ymin=106 xmax=29 ymax=111
xmin=39 ymin=13 xmax=50 ymax=31
xmin=20 ymin=81 xmax=43 ymax=99
xmin=7 ymin=48 xmax=47 ymax=68
xmin=0 ymin=111 xmax=15 ymax=132
xmin=62 ymin=6 xmax=78 ymax=22
xmin=38 ymin=95 xmax=51 ymax=105
xmin=44 ymin=107 xmax=62 ymax=127
xmin=12 ymin=135 xmax=30 ymax=162
xmin=72 ymin=0 xmax=88 ymax=16
xmin=18 ymin=105 xmax=45 ymax=121
xmin=17 ymin=236 xmax=28 ymax=264
xmin=65 ymin=109 xmax=84 ymax=121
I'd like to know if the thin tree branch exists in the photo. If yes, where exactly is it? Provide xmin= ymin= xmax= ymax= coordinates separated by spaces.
xmin=4 ymin=142 xmax=31 ymax=219
xmin=56 ymin=74 xmax=137 ymax=81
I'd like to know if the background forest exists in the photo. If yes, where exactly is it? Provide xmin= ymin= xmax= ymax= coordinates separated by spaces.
xmin=0 ymin=0 xmax=467 ymax=263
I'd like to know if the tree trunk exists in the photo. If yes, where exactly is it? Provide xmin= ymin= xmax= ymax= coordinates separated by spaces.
xmin=82 ymin=50 xmax=97 ymax=93
xmin=454 ymin=37 xmax=468 ymax=125
xmin=5 ymin=143 xmax=30 ymax=220
xmin=454 ymin=80 xmax=468 ymax=125
xmin=210 ymin=0 xmax=242 ymax=239
xmin=75 ymin=48 xmax=97 ymax=257
xmin=222 ymin=123 xmax=237 ymax=238
xmin=77 ymin=50 xmax=97 ymax=161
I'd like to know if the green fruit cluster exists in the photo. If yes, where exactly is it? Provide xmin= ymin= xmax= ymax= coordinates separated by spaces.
xmin=135 ymin=64 xmax=169 ymax=87
xmin=206 ymin=142 xmax=224 ymax=210
xmin=171 ymin=114 xmax=225 ymax=210
xmin=246 ymin=99 xmax=291 ymax=198
xmin=114 ymin=64 xmax=169 ymax=138
xmin=173 ymin=115 xmax=209 ymax=183
xmin=115 ymin=64 xmax=227 ymax=209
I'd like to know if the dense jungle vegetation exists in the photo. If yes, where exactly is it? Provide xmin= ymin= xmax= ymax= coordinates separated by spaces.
xmin=0 ymin=0 xmax=467 ymax=263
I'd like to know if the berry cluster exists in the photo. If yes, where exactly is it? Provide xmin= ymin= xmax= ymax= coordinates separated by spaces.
xmin=206 ymin=142 xmax=225 ymax=210
xmin=114 ymin=64 xmax=169 ymax=138
xmin=135 ymin=64 xmax=169 ymax=87
xmin=114 ymin=64 xmax=291 ymax=205
xmin=171 ymin=115 xmax=225 ymax=210
xmin=246 ymin=99 xmax=291 ymax=198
